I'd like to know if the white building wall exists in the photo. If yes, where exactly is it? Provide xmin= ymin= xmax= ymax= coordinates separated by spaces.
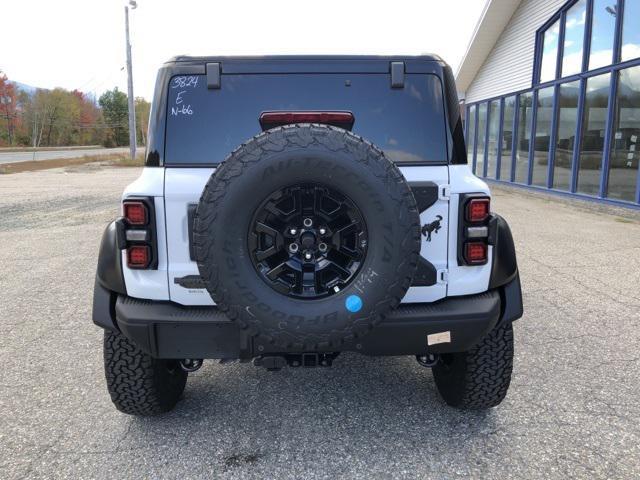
xmin=465 ymin=0 xmax=566 ymax=103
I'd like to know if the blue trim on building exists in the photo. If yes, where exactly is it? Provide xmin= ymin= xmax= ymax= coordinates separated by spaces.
xmin=556 ymin=10 xmax=567 ymax=80
xmin=583 ymin=0 xmax=593 ymax=73
xmin=464 ymin=0 xmax=640 ymax=208
xmin=510 ymin=94 xmax=519 ymax=183
xmin=527 ymin=89 xmax=538 ymax=186
xmin=496 ymin=97 xmax=505 ymax=180
xmin=571 ymin=78 xmax=587 ymax=193
xmin=547 ymin=84 xmax=560 ymax=189
xmin=484 ymin=101 xmax=491 ymax=178
xmin=599 ymin=74 xmax=617 ymax=198
xmin=472 ymin=105 xmax=479 ymax=173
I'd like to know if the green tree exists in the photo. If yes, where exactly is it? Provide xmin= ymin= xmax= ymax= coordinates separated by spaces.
xmin=135 ymin=97 xmax=151 ymax=146
xmin=99 ymin=88 xmax=129 ymax=147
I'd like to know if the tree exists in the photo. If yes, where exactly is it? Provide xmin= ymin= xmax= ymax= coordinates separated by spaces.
xmin=135 ymin=97 xmax=150 ymax=146
xmin=99 ymin=88 xmax=129 ymax=147
xmin=0 ymin=71 xmax=18 ymax=146
xmin=73 ymin=90 xmax=105 ymax=146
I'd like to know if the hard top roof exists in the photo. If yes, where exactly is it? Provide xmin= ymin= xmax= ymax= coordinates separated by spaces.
xmin=166 ymin=54 xmax=443 ymax=64
xmin=163 ymin=55 xmax=446 ymax=75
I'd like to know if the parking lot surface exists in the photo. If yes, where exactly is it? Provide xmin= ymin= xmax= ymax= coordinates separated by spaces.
xmin=1 ymin=165 xmax=639 ymax=479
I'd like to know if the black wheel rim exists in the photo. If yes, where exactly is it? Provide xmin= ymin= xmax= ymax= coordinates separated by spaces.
xmin=249 ymin=183 xmax=368 ymax=299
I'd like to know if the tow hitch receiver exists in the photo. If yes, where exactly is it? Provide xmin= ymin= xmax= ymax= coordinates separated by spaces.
xmin=254 ymin=353 xmax=339 ymax=371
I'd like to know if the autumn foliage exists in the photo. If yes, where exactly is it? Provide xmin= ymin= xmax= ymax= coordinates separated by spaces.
xmin=0 ymin=72 xmax=18 ymax=145
xmin=0 ymin=70 xmax=150 ymax=148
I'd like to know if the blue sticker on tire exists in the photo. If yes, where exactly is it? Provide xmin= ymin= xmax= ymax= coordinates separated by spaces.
xmin=345 ymin=295 xmax=363 ymax=313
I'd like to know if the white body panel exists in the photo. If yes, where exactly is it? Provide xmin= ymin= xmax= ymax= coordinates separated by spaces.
xmin=399 ymin=166 xmax=449 ymax=304
xmin=122 ymin=164 xmax=492 ymax=304
xmin=446 ymin=164 xmax=493 ymax=297
xmin=164 ymin=168 xmax=215 ymax=305
xmin=121 ymin=169 xmax=169 ymax=300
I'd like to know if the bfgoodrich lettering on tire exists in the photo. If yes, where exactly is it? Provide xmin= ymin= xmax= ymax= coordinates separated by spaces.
xmin=193 ymin=124 xmax=421 ymax=350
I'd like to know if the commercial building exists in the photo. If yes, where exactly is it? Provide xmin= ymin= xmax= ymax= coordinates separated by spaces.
xmin=456 ymin=0 xmax=640 ymax=207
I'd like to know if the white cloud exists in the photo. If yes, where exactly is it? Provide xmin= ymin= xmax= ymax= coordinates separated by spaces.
xmin=561 ymin=50 xmax=583 ymax=76
xmin=621 ymin=44 xmax=640 ymax=63
xmin=565 ymin=3 xmax=587 ymax=29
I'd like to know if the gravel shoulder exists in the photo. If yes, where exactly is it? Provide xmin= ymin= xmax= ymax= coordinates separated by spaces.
xmin=0 ymin=166 xmax=638 ymax=479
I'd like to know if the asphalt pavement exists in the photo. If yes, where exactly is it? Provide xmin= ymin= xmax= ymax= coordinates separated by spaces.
xmin=0 ymin=147 xmax=129 ymax=165
xmin=0 ymin=165 xmax=639 ymax=479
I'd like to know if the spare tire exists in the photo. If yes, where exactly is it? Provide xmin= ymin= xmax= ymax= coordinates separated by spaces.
xmin=193 ymin=124 xmax=420 ymax=350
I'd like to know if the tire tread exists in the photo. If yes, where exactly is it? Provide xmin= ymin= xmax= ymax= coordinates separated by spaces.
xmin=433 ymin=322 xmax=514 ymax=409
xmin=103 ymin=331 xmax=187 ymax=416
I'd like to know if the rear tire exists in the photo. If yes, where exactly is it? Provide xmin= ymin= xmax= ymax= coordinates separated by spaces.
xmin=103 ymin=331 xmax=187 ymax=416
xmin=432 ymin=322 xmax=514 ymax=409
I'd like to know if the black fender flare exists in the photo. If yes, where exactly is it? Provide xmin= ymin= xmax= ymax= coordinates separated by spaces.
xmin=488 ymin=214 xmax=523 ymax=324
xmin=92 ymin=220 xmax=127 ymax=330
xmin=488 ymin=214 xmax=518 ymax=289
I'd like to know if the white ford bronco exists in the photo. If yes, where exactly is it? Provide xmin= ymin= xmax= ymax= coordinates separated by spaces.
xmin=93 ymin=55 xmax=523 ymax=415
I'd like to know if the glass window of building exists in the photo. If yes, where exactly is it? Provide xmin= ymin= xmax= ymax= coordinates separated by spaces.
xmin=606 ymin=65 xmax=640 ymax=202
xmin=553 ymin=80 xmax=582 ymax=191
xmin=516 ymin=92 xmax=534 ymax=183
xmin=467 ymin=104 xmax=477 ymax=164
xmin=532 ymin=87 xmax=555 ymax=187
xmin=621 ymin=0 xmax=640 ymax=62
xmin=486 ymin=100 xmax=501 ymax=178
xmin=500 ymin=96 xmax=516 ymax=181
xmin=577 ymin=73 xmax=611 ymax=195
xmin=561 ymin=0 xmax=587 ymax=77
xmin=588 ymin=0 xmax=618 ymax=70
xmin=475 ymin=103 xmax=488 ymax=176
xmin=540 ymin=20 xmax=561 ymax=82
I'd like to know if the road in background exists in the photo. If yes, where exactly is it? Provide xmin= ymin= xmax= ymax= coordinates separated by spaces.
xmin=0 ymin=166 xmax=639 ymax=479
xmin=0 ymin=146 xmax=129 ymax=164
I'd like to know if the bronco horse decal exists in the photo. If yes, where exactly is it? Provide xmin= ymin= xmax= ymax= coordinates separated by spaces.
xmin=421 ymin=215 xmax=443 ymax=242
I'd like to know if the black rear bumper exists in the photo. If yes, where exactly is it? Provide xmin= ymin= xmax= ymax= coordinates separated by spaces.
xmin=111 ymin=275 xmax=522 ymax=359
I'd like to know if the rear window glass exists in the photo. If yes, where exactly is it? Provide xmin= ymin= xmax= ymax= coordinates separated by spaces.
xmin=165 ymin=73 xmax=447 ymax=165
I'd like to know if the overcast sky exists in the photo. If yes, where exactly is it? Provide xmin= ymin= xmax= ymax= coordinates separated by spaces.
xmin=1 ymin=0 xmax=487 ymax=100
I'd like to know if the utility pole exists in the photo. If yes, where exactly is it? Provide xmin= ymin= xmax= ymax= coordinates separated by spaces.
xmin=125 ymin=1 xmax=137 ymax=160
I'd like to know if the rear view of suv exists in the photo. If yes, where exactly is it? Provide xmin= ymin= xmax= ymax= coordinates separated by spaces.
xmin=92 ymin=55 xmax=523 ymax=416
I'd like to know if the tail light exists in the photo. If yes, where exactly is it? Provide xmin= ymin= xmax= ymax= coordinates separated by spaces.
xmin=465 ymin=242 xmax=488 ymax=265
xmin=259 ymin=111 xmax=355 ymax=131
xmin=127 ymin=245 xmax=151 ymax=268
xmin=458 ymin=195 xmax=491 ymax=266
xmin=466 ymin=198 xmax=490 ymax=223
xmin=123 ymin=201 xmax=148 ymax=225
xmin=119 ymin=197 xmax=157 ymax=270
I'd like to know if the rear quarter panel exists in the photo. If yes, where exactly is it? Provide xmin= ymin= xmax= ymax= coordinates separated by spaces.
xmin=446 ymin=164 xmax=493 ymax=296
xmin=121 ymin=168 xmax=170 ymax=300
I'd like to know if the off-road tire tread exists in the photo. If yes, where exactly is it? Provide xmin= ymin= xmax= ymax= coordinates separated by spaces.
xmin=433 ymin=322 xmax=514 ymax=409
xmin=103 ymin=331 xmax=187 ymax=416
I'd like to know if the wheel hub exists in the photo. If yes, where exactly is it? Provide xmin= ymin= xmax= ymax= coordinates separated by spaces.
xmin=249 ymin=183 xmax=368 ymax=299
xmin=299 ymin=231 xmax=316 ymax=250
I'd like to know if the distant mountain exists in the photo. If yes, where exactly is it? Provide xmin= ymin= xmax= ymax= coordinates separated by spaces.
xmin=10 ymin=81 xmax=38 ymax=95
